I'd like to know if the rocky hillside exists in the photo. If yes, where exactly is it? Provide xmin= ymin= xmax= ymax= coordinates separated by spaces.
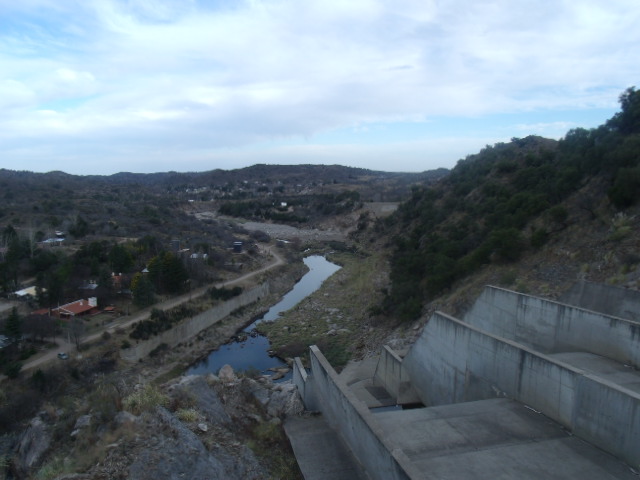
xmin=6 ymin=368 xmax=304 ymax=480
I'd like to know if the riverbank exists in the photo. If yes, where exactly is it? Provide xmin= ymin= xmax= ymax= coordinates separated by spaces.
xmin=132 ymin=260 xmax=309 ymax=385
xmin=257 ymin=250 xmax=417 ymax=370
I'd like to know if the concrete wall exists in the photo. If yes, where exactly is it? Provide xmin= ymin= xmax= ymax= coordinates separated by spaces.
xmin=561 ymin=280 xmax=640 ymax=322
xmin=403 ymin=312 xmax=640 ymax=468
xmin=373 ymin=346 xmax=421 ymax=405
xmin=292 ymin=357 xmax=318 ymax=412
xmin=121 ymin=282 xmax=270 ymax=362
xmin=463 ymin=286 xmax=640 ymax=368
xmin=574 ymin=375 xmax=640 ymax=467
xmin=299 ymin=346 xmax=420 ymax=480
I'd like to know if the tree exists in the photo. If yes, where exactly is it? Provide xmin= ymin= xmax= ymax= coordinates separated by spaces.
xmin=148 ymin=252 xmax=188 ymax=294
xmin=609 ymin=167 xmax=640 ymax=208
xmin=3 ymin=307 xmax=22 ymax=344
xmin=22 ymin=314 xmax=57 ymax=343
xmin=68 ymin=317 xmax=85 ymax=351
xmin=131 ymin=273 xmax=156 ymax=307
xmin=609 ymin=86 xmax=640 ymax=134
xmin=109 ymin=244 xmax=133 ymax=273
xmin=69 ymin=215 xmax=89 ymax=238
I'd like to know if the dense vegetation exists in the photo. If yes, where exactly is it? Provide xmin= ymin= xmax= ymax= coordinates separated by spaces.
xmin=218 ymin=190 xmax=362 ymax=223
xmin=384 ymin=87 xmax=640 ymax=321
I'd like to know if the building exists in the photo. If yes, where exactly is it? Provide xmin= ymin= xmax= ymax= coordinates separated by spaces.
xmin=50 ymin=297 xmax=98 ymax=318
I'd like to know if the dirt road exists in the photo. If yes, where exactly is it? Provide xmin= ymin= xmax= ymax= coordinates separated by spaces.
xmin=19 ymin=246 xmax=285 ymax=373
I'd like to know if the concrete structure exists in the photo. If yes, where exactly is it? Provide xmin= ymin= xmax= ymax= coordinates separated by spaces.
xmin=463 ymin=285 xmax=640 ymax=367
xmin=291 ymin=284 xmax=640 ymax=479
xmin=121 ymin=282 xmax=269 ymax=362
xmin=284 ymin=416 xmax=368 ymax=480
xmin=561 ymin=279 xmax=640 ymax=322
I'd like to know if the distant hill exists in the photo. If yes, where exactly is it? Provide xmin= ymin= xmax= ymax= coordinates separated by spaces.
xmin=0 ymin=164 xmax=446 ymax=186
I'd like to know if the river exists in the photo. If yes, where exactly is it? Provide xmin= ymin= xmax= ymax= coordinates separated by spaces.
xmin=186 ymin=255 xmax=341 ymax=379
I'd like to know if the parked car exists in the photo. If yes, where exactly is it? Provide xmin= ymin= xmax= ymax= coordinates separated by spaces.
xmin=57 ymin=352 xmax=69 ymax=360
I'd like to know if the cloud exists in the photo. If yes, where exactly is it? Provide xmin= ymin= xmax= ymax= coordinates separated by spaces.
xmin=0 ymin=0 xmax=639 ymax=174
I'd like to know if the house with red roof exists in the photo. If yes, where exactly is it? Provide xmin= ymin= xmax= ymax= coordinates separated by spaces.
xmin=47 ymin=297 xmax=98 ymax=318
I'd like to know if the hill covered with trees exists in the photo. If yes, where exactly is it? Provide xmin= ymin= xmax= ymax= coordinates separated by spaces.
xmin=382 ymin=87 xmax=640 ymax=320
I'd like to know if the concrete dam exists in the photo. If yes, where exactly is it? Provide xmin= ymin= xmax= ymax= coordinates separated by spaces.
xmin=288 ymin=281 xmax=640 ymax=479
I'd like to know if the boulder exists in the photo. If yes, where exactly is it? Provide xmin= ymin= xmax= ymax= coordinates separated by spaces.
xmin=218 ymin=364 xmax=237 ymax=382
xmin=13 ymin=416 xmax=51 ymax=478
xmin=247 ymin=380 xmax=271 ymax=407
xmin=127 ymin=407 xmax=266 ymax=480
xmin=169 ymin=375 xmax=231 ymax=426
xmin=266 ymin=382 xmax=304 ymax=418
xmin=71 ymin=414 xmax=92 ymax=436
xmin=114 ymin=411 xmax=138 ymax=427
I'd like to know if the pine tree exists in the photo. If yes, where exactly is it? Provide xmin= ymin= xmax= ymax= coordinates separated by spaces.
xmin=3 ymin=307 xmax=22 ymax=344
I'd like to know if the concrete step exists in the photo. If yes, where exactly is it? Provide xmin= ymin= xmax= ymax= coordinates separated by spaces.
xmin=339 ymin=356 xmax=380 ymax=386
xmin=284 ymin=415 xmax=369 ymax=480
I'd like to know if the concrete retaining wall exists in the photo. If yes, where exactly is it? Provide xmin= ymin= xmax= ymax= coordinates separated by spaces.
xmin=297 ymin=346 xmax=419 ymax=480
xmin=403 ymin=312 xmax=640 ymax=467
xmin=373 ymin=346 xmax=420 ymax=405
xmin=463 ymin=286 xmax=640 ymax=367
xmin=561 ymin=280 xmax=640 ymax=322
xmin=292 ymin=357 xmax=318 ymax=412
xmin=121 ymin=282 xmax=270 ymax=362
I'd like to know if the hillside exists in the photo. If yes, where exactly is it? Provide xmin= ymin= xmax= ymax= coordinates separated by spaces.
xmin=378 ymin=87 xmax=640 ymax=322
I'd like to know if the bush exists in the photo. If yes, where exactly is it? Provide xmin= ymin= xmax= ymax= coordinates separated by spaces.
xmin=123 ymin=384 xmax=168 ymax=415
xmin=3 ymin=361 xmax=22 ymax=379
xmin=176 ymin=408 xmax=199 ymax=423
xmin=609 ymin=167 xmax=640 ymax=208
xmin=530 ymin=228 xmax=549 ymax=248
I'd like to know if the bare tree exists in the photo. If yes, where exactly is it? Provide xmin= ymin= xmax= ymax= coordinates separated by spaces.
xmin=68 ymin=317 xmax=86 ymax=351
xmin=23 ymin=314 xmax=57 ymax=343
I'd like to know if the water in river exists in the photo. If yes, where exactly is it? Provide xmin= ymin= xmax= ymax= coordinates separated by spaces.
xmin=186 ymin=255 xmax=341 ymax=379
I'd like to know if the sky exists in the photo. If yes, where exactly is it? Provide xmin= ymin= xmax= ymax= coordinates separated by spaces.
xmin=1 ymin=0 xmax=639 ymax=175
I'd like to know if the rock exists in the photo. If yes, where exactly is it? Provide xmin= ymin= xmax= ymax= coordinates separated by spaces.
xmin=170 ymin=375 xmax=231 ymax=426
xmin=248 ymin=379 xmax=271 ymax=407
xmin=127 ymin=407 xmax=266 ymax=480
xmin=267 ymin=383 xmax=304 ymax=418
xmin=74 ymin=414 xmax=92 ymax=430
xmin=197 ymin=423 xmax=208 ymax=432
xmin=114 ymin=411 xmax=138 ymax=427
xmin=218 ymin=364 xmax=237 ymax=382
xmin=13 ymin=416 xmax=51 ymax=478
xmin=327 ymin=329 xmax=337 ymax=336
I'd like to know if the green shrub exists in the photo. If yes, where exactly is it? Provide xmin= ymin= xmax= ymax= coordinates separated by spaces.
xmin=35 ymin=456 xmax=70 ymax=480
xmin=123 ymin=385 xmax=168 ymax=415
xmin=176 ymin=408 xmax=199 ymax=423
